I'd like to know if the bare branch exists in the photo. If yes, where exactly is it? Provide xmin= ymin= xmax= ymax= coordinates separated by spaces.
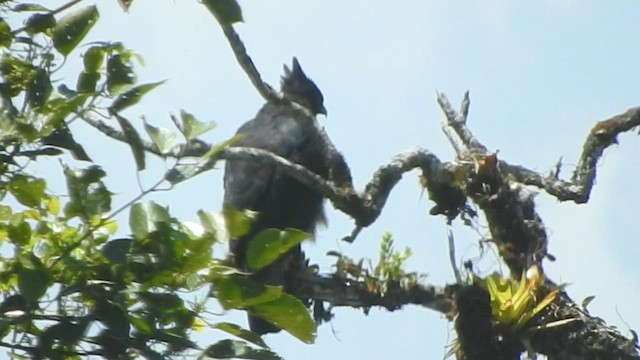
xmin=570 ymin=106 xmax=640 ymax=202
xmin=438 ymin=96 xmax=640 ymax=204
xmin=438 ymin=91 xmax=487 ymax=153
xmin=218 ymin=24 xmax=281 ymax=103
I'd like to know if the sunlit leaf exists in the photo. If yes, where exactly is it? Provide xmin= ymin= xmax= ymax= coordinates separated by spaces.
xmin=215 ymin=275 xmax=282 ymax=310
xmin=8 ymin=175 xmax=45 ymax=208
xmin=83 ymin=46 xmax=105 ymax=72
xmin=129 ymin=315 xmax=152 ymax=334
xmin=42 ymin=94 xmax=89 ymax=128
xmin=246 ymin=228 xmax=309 ymax=271
xmin=180 ymin=109 xmax=216 ymax=140
xmin=129 ymin=201 xmax=171 ymax=240
xmin=0 ymin=18 xmax=11 ymax=48
xmin=52 ymin=5 xmax=99 ymax=56
xmin=143 ymin=120 xmax=177 ymax=155
xmin=76 ymin=71 xmax=100 ymax=93
xmin=249 ymin=293 xmax=315 ymax=343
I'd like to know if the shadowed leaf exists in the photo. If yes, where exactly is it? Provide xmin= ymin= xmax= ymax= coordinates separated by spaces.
xmin=52 ymin=5 xmax=99 ymax=56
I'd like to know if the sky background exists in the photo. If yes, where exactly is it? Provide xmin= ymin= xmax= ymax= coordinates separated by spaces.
xmin=25 ymin=1 xmax=640 ymax=359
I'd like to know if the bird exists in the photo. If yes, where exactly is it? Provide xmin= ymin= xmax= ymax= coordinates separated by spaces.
xmin=223 ymin=57 xmax=329 ymax=335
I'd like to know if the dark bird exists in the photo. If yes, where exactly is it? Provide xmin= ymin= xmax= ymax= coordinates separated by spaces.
xmin=223 ymin=58 xmax=329 ymax=335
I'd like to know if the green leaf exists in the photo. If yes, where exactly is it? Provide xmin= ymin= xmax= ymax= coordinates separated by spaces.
xmin=63 ymin=165 xmax=111 ymax=221
xmin=12 ymin=4 xmax=51 ymax=12
xmin=42 ymin=94 xmax=89 ymax=128
xmin=40 ymin=125 xmax=92 ymax=161
xmin=202 ymin=134 xmax=241 ymax=160
xmin=139 ymin=292 xmax=184 ymax=313
xmin=8 ymin=221 xmax=32 ymax=246
xmin=202 ymin=0 xmax=243 ymax=26
xmin=8 ymin=175 xmax=46 ymax=208
xmin=129 ymin=201 xmax=171 ymax=240
xmin=201 ymin=340 xmax=282 ymax=360
xmin=180 ymin=110 xmax=216 ymax=140
xmin=165 ymin=165 xmax=199 ymax=185
xmin=83 ymin=46 xmax=105 ymax=72
xmin=106 ymin=54 xmax=136 ymax=94
xmin=52 ymin=5 xmax=99 ymax=56
xmin=25 ymin=13 xmax=56 ymax=34
xmin=143 ymin=120 xmax=177 ymax=155
xmin=17 ymin=265 xmax=50 ymax=303
xmin=26 ymin=68 xmax=52 ymax=109
xmin=246 ymin=228 xmax=310 ymax=271
xmin=129 ymin=315 xmax=152 ymax=334
xmin=581 ymin=295 xmax=596 ymax=311
xmin=214 ymin=322 xmax=268 ymax=349
xmin=0 ymin=18 xmax=11 ymax=48
xmin=215 ymin=275 xmax=282 ymax=310
xmin=0 ymin=205 xmax=12 ymax=221
xmin=114 ymin=114 xmax=145 ymax=170
xmin=110 ymin=80 xmax=165 ymax=113
xmin=101 ymin=238 xmax=132 ymax=264
xmin=249 ymin=294 xmax=315 ymax=343
xmin=223 ymin=205 xmax=255 ymax=238
xmin=76 ymin=71 xmax=100 ymax=93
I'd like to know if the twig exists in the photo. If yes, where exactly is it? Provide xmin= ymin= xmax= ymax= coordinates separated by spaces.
xmin=447 ymin=227 xmax=461 ymax=284
xmin=218 ymin=25 xmax=280 ymax=103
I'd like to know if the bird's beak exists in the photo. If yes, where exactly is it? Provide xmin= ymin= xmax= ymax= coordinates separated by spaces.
xmin=319 ymin=105 xmax=328 ymax=116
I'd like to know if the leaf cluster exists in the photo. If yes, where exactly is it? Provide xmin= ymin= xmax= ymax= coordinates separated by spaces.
xmin=0 ymin=1 xmax=313 ymax=359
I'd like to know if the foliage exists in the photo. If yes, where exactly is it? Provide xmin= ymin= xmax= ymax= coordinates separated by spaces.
xmin=481 ymin=266 xmax=560 ymax=330
xmin=330 ymin=232 xmax=422 ymax=302
xmin=0 ymin=0 xmax=313 ymax=358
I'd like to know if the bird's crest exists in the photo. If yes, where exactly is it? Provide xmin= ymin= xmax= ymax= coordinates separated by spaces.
xmin=281 ymin=57 xmax=327 ymax=116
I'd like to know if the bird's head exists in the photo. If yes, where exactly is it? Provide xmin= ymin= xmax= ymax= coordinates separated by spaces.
xmin=281 ymin=57 xmax=327 ymax=116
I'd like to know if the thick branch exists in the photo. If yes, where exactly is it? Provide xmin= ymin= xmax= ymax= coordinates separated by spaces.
xmin=79 ymin=111 xmax=449 ymax=234
xmin=291 ymin=273 xmax=453 ymax=315
xmin=530 ymin=292 xmax=639 ymax=360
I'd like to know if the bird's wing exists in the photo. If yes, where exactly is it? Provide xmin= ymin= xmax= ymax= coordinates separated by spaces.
xmin=223 ymin=106 xmax=306 ymax=211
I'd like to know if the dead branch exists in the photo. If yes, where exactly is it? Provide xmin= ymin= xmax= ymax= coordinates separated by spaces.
xmin=438 ymin=93 xmax=640 ymax=203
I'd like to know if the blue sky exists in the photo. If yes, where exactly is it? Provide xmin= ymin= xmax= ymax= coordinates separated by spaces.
xmin=35 ymin=1 xmax=640 ymax=358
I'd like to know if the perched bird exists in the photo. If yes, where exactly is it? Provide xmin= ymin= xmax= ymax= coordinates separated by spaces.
xmin=223 ymin=57 xmax=329 ymax=335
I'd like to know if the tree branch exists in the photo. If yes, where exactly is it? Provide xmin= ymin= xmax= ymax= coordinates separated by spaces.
xmin=438 ymin=92 xmax=640 ymax=204
xmin=437 ymin=94 xmax=639 ymax=359
xmin=291 ymin=273 xmax=453 ymax=315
